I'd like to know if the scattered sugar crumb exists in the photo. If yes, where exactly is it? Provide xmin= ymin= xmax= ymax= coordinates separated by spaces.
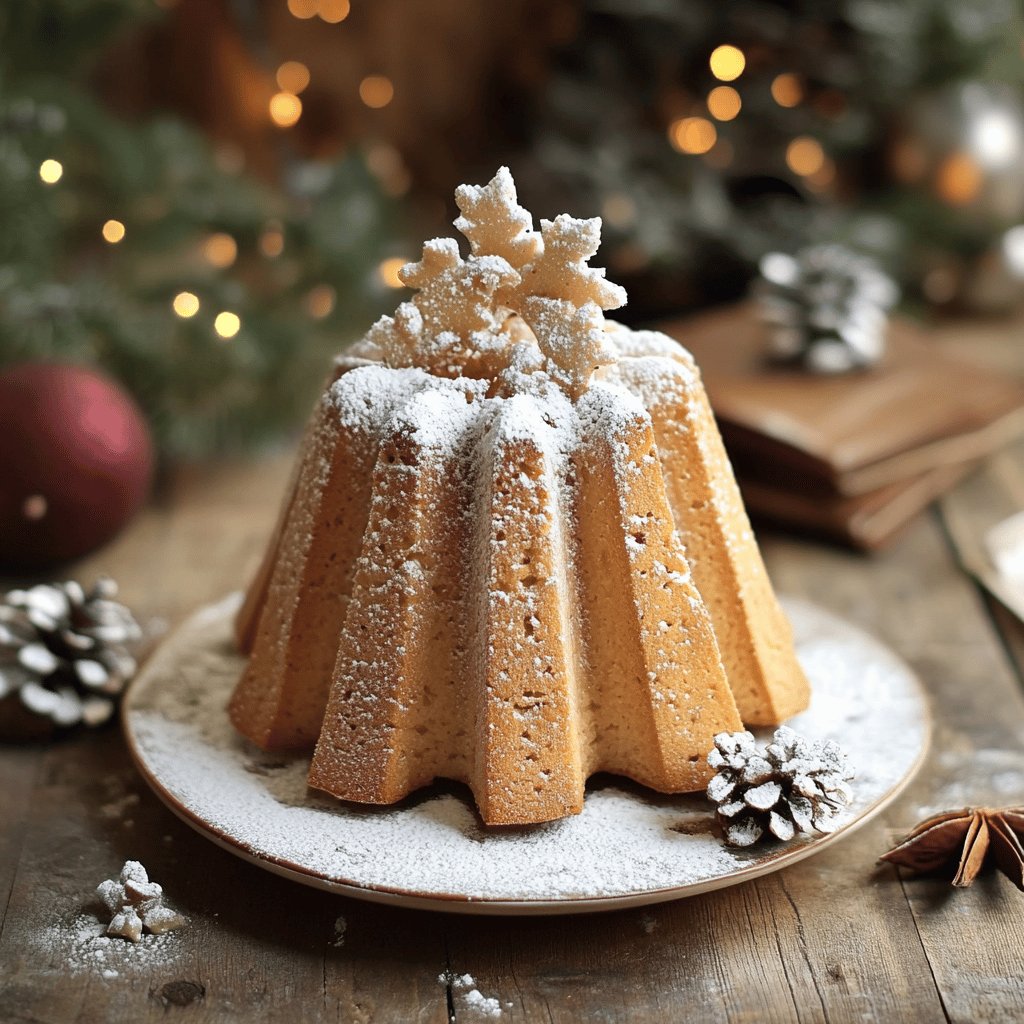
xmin=102 ymin=968 xmax=119 ymax=979
xmin=640 ymin=913 xmax=658 ymax=934
xmin=331 ymin=915 xmax=347 ymax=947
xmin=442 ymin=973 xmax=503 ymax=1019
xmin=464 ymin=988 xmax=502 ymax=1018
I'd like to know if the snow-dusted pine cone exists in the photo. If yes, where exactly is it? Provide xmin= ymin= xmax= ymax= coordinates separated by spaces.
xmin=707 ymin=727 xmax=855 ymax=847
xmin=0 ymin=578 xmax=141 ymax=738
xmin=755 ymin=244 xmax=898 ymax=374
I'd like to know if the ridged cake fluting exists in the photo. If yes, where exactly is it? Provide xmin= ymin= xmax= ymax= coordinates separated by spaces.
xmin=229 ymin=168 xmax=810 ymax=825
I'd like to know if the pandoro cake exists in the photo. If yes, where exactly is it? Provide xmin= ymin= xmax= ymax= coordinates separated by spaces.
xmin=228 ymin=167 xmax=810 ymax=826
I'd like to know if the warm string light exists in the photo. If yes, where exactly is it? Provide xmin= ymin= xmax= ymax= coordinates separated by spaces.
xmin=935 ymin=152 xmax=982 ymax=205
xmin=359 ymin=75 xmax=394 ymax=109
xmin=172 ymin=292 xmax=200 ymax=318
xmin=707 ymin=85 xmax=741 ymax=121
xmin=39 ymin=159 xmax=63 ymax=184
xmin=269 ymin=91 xmax=303 ymax=128
xmin=287 ymin=0 xmax=348 ymax=22
xmin=786 ymin=136 xmax=826 ymax=177
xmin=203 ymin=233 xmax=238 ymax=268
xmin=214 ymin=311 xmax=241 ymax=338
xmin=276 ymin=61 xmax=310 ymax=94
xmin=668 ymin=116 xmax=717 ymax=155
xmin=378 ymin=257 xmax=407 ymax=288
xmin=319 ymin=0 xmax=350 ymax=23
xmin=259 ymin=225 xmax=285 ymax=258
xmin=771 ymin=73 xmax=802 ymax=108
xmin=709 ymin=45 xmax=745 ymax=82
xmin=101 ymin=219 xmax=126 ymax=244
xmin=286 ymin=0 xmax=318 ymax=18
xmin=305 ymin=284 xmax=336 ymax=318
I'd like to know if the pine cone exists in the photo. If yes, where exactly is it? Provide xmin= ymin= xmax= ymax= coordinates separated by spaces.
xmin=0 ymin=578 xmax=141 ymax=740
xmin=756 ymin=244 xmax=898 ymax=374
xmin=707 ymin=727 xmax=855 ymax=847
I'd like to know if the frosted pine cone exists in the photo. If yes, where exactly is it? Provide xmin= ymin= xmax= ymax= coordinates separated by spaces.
xmin=707 ymin=727 xmax=855 ymax=847
xmin=756 ymin=244 xmax=898 ymax=374
xmin=0 ymin=578 xmax=141 ymax=738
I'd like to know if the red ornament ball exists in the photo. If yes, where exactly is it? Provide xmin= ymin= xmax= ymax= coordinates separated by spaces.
xmin=0 ymin=363 xmax=154 ymax=570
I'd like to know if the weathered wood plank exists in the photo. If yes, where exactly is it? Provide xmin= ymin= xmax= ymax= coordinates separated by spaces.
xmin=0 ymin=729 xmax=450 ymax=1023
xmin=0 ymin=747 xmax=41 ymax=937
xmin=771 ymin=515 xmax=1024 ymax=1024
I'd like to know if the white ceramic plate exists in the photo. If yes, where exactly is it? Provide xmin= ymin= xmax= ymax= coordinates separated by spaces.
xmin=123 ymin=595 xmax=929 ymax=915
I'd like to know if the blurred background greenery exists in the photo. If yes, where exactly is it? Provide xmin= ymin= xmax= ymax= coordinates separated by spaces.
xmin=3 ymin=0 xmax=1024 ymax=456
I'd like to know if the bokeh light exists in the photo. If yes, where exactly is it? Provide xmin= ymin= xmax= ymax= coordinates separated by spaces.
xmin=935 ymin=152 xmax=982 ymax=205
xmin=269 ymin=91 xmax=303 ymax=128
xmin=305 ymin=284 xmax=336 ymax=318
xmin=259 ymin=226 xmax=285 ymax=258
xmin=319 ymin=0 xmax=350 ymax=23
xmin=287 ymin=0 xmax=318 ymax=19
xmin=771 ymin=73 xmax=803 ymax=108
xmin=669 ymin=117 xmax=717 ymax=155
xmin=359 ymin=75 xmax=394 ymax=109
xmin=39 ymin=159 xmax=63 ymax=184
xmin=709 ymin=45 xmax=745 ymax=82
xmin=172 ymin=292 xmax=200 ymax=318
xmin=276 ymin=61 xmax=310 ymax=95
xmin=203 ymin=232 xmax=238 ymax=268
xmin=707 ymin=86 xmax=741 ymax=121
xmin=786 ymin=136 xmax=826 ymax=177
xmin=214 ymin=311 xmax=241 ymax=338
xmin=102 ymin=219 xmax=126 ymax=244
xmin=378 ymin=257 xmax=407 ymax=288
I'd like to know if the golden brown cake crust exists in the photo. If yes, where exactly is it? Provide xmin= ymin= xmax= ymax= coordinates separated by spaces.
xmin=230 ymin=168 xmax=809 ymax=826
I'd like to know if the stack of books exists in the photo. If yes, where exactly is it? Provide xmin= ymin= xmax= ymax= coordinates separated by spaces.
xmin=661 ymin=303 xmax=1024 ymax=549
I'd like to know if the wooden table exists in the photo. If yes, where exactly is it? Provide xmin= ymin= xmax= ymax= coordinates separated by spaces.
xmin=3 ymin=328 xmax=1024 ymax=1023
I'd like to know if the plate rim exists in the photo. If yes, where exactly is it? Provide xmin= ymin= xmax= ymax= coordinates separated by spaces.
xmin=122 ymin=596 xmax=932 ymax=916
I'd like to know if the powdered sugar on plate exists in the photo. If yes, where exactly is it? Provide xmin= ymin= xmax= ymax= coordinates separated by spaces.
xmin=122 ymin=594 xmax=928 ymax=912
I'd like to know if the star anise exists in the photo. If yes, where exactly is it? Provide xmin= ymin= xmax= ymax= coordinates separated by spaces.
xmin=880 ymin=807 xmax=1024 ymax=890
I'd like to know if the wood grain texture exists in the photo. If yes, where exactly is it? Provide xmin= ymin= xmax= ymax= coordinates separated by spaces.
xmin=3 ymin=356 xmax=1024 ymax=1021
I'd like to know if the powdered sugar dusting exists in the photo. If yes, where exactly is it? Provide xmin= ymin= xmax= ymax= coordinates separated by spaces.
xmin=36 ymin=910 xmax=182 ymax=977
xmin=124 ymin=595 xmax=927 ymax=908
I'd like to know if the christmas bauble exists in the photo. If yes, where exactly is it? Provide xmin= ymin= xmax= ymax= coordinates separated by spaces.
xmin=890 ymin=83 xmax=1024 ymax=224
xmin=0 ymin=364 xmax=154 ymax=570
